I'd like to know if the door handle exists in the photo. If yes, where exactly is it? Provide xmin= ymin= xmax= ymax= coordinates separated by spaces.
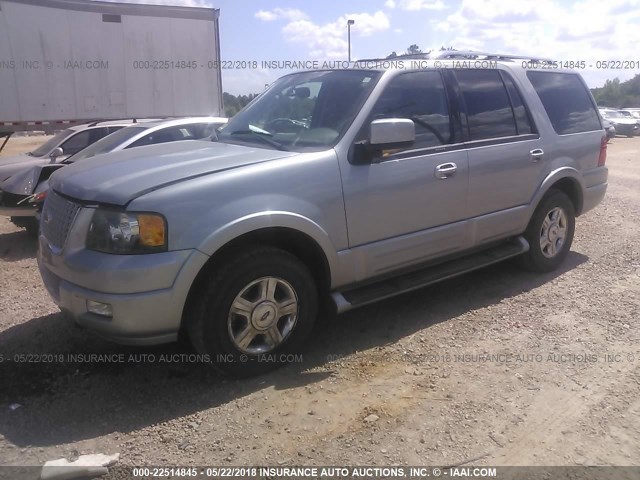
xmin=435 ymin=162 xmax=457 ymax=179
xmin=530 ymin=148 xmax=544 ymax=162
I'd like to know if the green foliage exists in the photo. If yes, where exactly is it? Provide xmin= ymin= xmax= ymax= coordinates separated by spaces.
xmin=223 ymin=92 xmax=259 ymax=118
xmin=591 ymin=75 xmax=640 ymax=108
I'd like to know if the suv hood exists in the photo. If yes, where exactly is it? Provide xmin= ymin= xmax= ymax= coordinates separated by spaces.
xmin=49 ymin=140 xmax=299 ymax=205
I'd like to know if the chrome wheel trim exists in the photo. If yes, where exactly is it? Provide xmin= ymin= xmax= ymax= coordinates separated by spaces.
xmin=539 ymin=206 xmax=568 ymax=259
xmin=227 ymin=276 xmax=298 ymax=354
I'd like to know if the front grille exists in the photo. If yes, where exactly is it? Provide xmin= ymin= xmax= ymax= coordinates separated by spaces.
xmin=41 ymin=191 xmax=81 ymax=250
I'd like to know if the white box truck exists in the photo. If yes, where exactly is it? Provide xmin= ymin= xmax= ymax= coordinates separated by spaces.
xmin=0 ymin=0 xmax=223 ymax=132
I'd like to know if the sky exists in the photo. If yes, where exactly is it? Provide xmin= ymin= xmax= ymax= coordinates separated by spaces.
xmin=117 ymin=0 xmax=640 ymax=95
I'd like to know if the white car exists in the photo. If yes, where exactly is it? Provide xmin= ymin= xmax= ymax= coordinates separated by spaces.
xmin=618 ymin=110 xmax=640 ymax=134
xmin=0 ymin=119 xmax=147 ymax=182
xmin=599 ymin=109 xmax=639 ymax=137
xmin=0 ymin=117 xmax=227 ymax=235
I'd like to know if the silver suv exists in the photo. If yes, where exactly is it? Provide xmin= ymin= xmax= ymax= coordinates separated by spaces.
xmin=38 ymin=54 xmax=608 ymax=376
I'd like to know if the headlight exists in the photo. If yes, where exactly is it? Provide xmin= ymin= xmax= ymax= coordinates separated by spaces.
xmin=86 ymin=209 xmax=167 ymax=254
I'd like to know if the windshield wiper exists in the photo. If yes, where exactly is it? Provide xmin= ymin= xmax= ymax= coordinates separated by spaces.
xmin=228 ymin=130 xmax=288 ymax=151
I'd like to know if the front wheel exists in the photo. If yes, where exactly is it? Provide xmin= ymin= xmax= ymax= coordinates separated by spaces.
xmin=187 ymin=247 xmax=318 ymax=377
xmin=519 ymin=190 xmax=575 ymax=272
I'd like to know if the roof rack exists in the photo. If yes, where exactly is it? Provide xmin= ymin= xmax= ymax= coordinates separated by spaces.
xmin=358 ymin=50 xmax=554 ymax=64
xmin=356 ymin=52 xmax=430 ymax=63
xmin=433 ymin=50 xmax=554 ymax=63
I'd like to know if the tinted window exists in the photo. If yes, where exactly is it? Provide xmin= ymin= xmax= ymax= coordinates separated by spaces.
xmin=368 ymin=71 xmax=452 ymax=150
xmin=455 ymin=69 xmax=517 ymax=140
xmin=88 ymin=127 xmax=110 ymax=144
xmin=527 ymin=72 xmax=601 ymax=134
xmin=66 ymin=126 xmax=147 ymax=162
xmin=500 ymin=72 xmax=534 ymax=135
xmin=60 ymin=130 xmax=92 ymax=155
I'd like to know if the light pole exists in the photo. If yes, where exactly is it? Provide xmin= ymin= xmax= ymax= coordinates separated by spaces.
xmin=347 ymin=19 xmax=355 ymax=62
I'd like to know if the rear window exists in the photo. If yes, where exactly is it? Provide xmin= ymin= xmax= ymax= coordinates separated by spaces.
xmin=527 ymin=72 xmax=601 ymax=135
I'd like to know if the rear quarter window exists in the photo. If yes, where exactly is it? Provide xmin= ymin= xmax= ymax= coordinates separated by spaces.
xmin=526 ymin=72 xmax=601 ymax=135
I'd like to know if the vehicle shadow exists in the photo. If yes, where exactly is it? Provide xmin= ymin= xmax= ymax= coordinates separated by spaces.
xmin=0 ymin=230 xmax=37 ymax=262
xmin=0 ymin=251 xmax=588 ymax=447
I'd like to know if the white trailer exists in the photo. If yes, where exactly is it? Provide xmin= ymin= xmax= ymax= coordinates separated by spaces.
xmin=0 ymin=0 xmax=223 ymax=131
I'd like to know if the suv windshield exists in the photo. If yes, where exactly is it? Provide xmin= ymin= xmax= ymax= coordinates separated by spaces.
xmin=65 ymin=126 xmax=147 ymax=162
xmin=30 ymin=129 xmax=73 ymax=157
xmin=604 ymin=111 xmax=622 ymax=119
xmin=218 ymin=70 xmax=381 ymax=152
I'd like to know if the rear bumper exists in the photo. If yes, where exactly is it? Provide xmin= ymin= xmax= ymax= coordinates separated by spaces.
xmin=582 ymin=182 xmax=607 ymax=215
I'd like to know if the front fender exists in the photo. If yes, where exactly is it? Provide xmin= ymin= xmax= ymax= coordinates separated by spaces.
xmin=196 ymin=211 xmax=340 ymax=281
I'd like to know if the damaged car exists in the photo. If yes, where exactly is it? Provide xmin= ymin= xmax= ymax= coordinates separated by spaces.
xmin=0 ymin=117 xmax=227 ymax=236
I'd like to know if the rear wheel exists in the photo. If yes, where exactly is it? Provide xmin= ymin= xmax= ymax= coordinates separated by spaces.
xmin=519 ymin=190 xmax=575 ymax=272
xmin=187 ymin=247 xmax=318 ymax=377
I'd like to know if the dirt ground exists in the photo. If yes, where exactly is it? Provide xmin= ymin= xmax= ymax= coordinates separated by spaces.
xmin=0 ymin=135 xmax=638 ymax=469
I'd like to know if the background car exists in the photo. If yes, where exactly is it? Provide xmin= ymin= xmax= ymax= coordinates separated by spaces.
xmin=0 ymin=117 xmax=227 ymax=236
xmin=599 ymin=109 xmax=639 ymax=137
xmin=0 ymin=119 xmax=149 ymax=183
xmin=618 ymin=110 xmax=640 ymax=134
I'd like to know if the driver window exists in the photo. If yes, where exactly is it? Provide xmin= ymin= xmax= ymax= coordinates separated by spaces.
xmin=369 ymin=71 xmax=452 ymax=151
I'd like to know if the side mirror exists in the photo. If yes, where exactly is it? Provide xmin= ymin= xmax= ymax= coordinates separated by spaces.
xmin=370 ymin=118 xmax=415 ymax=147
xmin=49 ymin=147 xmax=63 ymax=163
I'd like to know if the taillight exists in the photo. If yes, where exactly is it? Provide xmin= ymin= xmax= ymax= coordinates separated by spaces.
xmin=598 ymin=135 xmax=607 ymax=166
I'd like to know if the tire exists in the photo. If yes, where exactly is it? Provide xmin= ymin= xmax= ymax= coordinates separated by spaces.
xmin=187 ymin=247 xmax=318 ymax=377
xmin=519 ymin=189 xmax=575 ymax=273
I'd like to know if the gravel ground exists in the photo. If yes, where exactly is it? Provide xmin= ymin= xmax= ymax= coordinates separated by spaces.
xmin=0 ymin=135 xmax=638 ymax=468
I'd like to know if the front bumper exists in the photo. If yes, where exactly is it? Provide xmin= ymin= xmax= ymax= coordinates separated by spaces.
xmin=38 ymin=232 xmax=210 ymax=345
xmin=613 ymin=124 xmax=638 ymax=136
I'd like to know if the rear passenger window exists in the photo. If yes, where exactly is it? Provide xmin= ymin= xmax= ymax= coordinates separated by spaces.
xmin=527 ymin=72 xmax=601 ymax=135
xmin=455 ymin=69 xmax=517 ymax=140
xmin=368 ymin=71 xmax=452 ymax=151
xmin=88 ymin=127 xmax=110 ymax=144
xmin=500 ymin=72 xmax=534 ymax=135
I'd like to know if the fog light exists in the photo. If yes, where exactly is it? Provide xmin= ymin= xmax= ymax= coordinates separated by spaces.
xmin=87 ymin=300 xmax=113 ymax=317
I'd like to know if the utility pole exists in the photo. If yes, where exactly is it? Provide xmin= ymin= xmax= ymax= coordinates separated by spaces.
xmin=347 ymin=19 xmax=355 ymax=61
